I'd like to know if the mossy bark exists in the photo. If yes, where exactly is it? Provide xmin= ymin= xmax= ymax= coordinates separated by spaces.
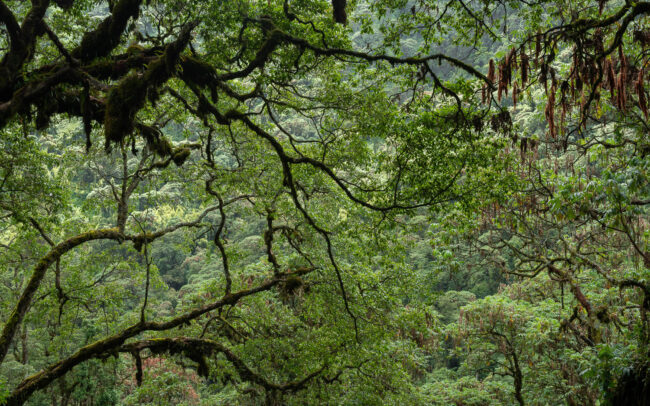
xmin=103 ymin=21 xmax=196 ymax=150
xmin=0 ymin=228 xmax=123 ymax=366
xmin=6 ymin=268 xmax=314 ymax=405
xmin=71 ymin=0 xmax=143 ymax=62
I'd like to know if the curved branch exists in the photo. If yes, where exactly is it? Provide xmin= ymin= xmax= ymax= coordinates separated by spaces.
xmin=0 ymin=0 xmax=50 ymax=100
xmin=0 ymin=201 xmax=236 ymax=367
xmin=71 ymin=0 xmax=143 ymax=62
xmin=119 ymin=337 xmax=326 ymax=392
xmin=0 ymin=227 xmax=124 ymax=365
xmin=6 ymin=268 xmax=314 ymax=405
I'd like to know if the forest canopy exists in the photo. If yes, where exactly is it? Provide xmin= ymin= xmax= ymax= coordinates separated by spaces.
xmin=0 ymin=0 xmax=648 ymax=405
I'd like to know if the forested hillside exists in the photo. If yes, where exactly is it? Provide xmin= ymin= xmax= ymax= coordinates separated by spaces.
xmin=0 ymin=0 xmax=648 ymax=405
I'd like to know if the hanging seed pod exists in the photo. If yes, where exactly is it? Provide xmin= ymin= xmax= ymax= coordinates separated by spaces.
xmin=560 ymin=81 xmax=569 ymax=118
xmin=481 ymin=84 xmax=487 ymax=104
xmin=546 ymin=84 xmax=556 ymax=139
xmin=488 ymin=59 xmax=496 ymax=83
xmin=606 ymin=59 xmax=616 ymax=90
xmin=507 ymin=48 xmax=516 ymax=70
xmin=535 ymin=33 xmax=542 ymax=63
xmin=594 ymin=28 xmax=604 ymax=54
xmin=540 ymin=62 xmax=548 ymax=93
xmin=550 ymin=66 xmax=557 ymax=88
xmin=636 ymin=68 xmax=648 ymax=118
xmin=559 ymin=102 xmax=566 ymax=134
xmin=500 ymin=55 xmax=511 ymax=92
xmin=498 ymin=63 xmax=505 ymax=102
xmin=507 ymin=51 xmax=514 ymax=86
xmin=619 ymin=45 xmax=627 ymax=81
xmin=617 ymin=72 xmax=627 ymax=111
xmin=513 ymin=80 xmax=518 ymax=109
xmin=621 ymin=71 xmax=628 ymax=109
xmin=580 ymin=87 xmax=587 ymax=127
xmin=520 ymin=52 xmax=529 ymax=85
xmin=507 ymin=48 xmax=515 ymax=64
xmin=620 ymin=61 xmax=627 ymax=88
xmin=616 ymin=73 xmax=622 ymax=109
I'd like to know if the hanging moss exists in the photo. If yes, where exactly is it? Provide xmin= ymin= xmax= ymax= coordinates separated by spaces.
xmin=104 ymin=73 xmax=147 ymax=148
xmin=72 ymin=0 xmax=143 ymax=62
xmin=171 ymin=147 xmax=191 ymax=166
xmin=104 ymin=60 xmax=173 ymax=149
xmin=144 ymin=338 xmax=214 ymax=378
xmin=103 ymin=21 xmax=196 ymax=150
xmin=34 ymin=89 xmax=59 ymax=130
xmin=280 ymin=275 xmax=303 ymax=298
xmin=139 ymin=125 xmax=173 ymax=158
xmin=179 ymin=56 xmax=215 ymax=87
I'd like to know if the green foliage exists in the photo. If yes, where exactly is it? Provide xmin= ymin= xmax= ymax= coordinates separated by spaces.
xmin=0 ymin=0 xmax=649 ymax=405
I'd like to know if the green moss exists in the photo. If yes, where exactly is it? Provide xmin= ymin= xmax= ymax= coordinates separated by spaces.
xmin=104 ymin=48 xmax=183 ymax=150
xmin=280 ymin=275 xmax=303 ymax=297
xmin=179 ymin=56 xmax=214 ymax=87
xmin=171 ymin=147 xmax=191 ymax=166
xmin=104 ymin=73 xmax=147 ymax=147
xmin=126 ymin=43 xmax=145 ymax=55
xmin=73 ymin=0 xmax=142 ymax=61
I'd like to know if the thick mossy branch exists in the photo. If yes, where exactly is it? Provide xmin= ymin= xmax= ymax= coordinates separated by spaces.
xmin=0 ymin=66 xmax=77 ymax=128
xmin=72 ymin=0 xmax=143 ymax=62
xmin=0 ymin=0 xmax=50 ymax=100
xmin=7 ymin=268 xmax=315 ymax=405
xmin=1 ymin=204 xmax=221 ymax=375
xmin=137 ymin=123 xmax=173 ymax=156
xmin=85 ymin=52 xmax=159 ymax=80
xmin=103 ymin=21 xmax=197 ymax=150
xmin=171 ymin=147 xmax=192 ymax=166
xmin=122 ymin=338 xmax=215 ymax=378
xmin=104 ymin=73 xmax=145 ymax=145
xmin=136 ymin=124 xmax=193 ymax=165
xmin=0 ymin=3 xmax=23 ymax=56
xmin=52 ymin=0 xmax=74 ymax=10
xmin=118 ymin=337 xmax=325 ymax=391
xmin=0 ymin=228 xmax=124 ymax=367
xmin=179 ymin=56 xmax=216 ymax=87
xmin=216 ymin=30 xmax=283 ymax=81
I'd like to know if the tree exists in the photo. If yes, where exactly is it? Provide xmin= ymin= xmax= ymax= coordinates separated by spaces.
xmin=0 ymin=0 xmax=497 ymax=404
xmin=424 ymin=1 xmax=650 ymax=403
xmin=0 ymin=0 xmax=649 ymax=405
